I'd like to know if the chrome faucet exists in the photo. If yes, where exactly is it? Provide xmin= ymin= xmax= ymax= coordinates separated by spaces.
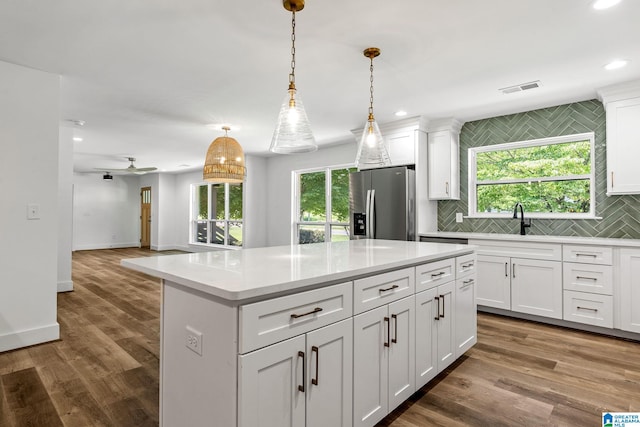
xmin=512 ymin=203 xmax=531 ymax=235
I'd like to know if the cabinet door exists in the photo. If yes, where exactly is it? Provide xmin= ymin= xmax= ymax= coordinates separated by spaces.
xmin=435 ymin=281 xmax=456 ymax=371
xmin=386 ymin=129 xmax=415 ymax=166
xmin=607 ymin=98 xmax=640 ymax=195
xmin=238 ymin=335 xmax=306 ymax=427
xmin=415 ymin=288 xmax=438 ymax=388
xmin=455 ymin=276 xmax=477 ymax=358
xmin=511 ymin=258 xmax=562 ymax=319
xmin=353 ymin=306 xmax=388 ymax=427
xmin=619 ymin=249 xmax=640 ymax=333
xmin=476 ymin=255 xmax=511 ymax=309
xmin=306 ymin=319 xmax=353 ymax=427
xmin=427 ymin=130 xmax=459 ymax=200
xmin=387 ymin=296 xmax=415 ymax=410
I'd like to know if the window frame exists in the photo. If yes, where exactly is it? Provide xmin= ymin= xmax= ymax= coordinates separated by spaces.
xmin=292 ymin=164 xmax=355 ymax=245
xmin=190 ymin=182 xmax=243 ymax=248
xmin=467 ymin=132 xmax=596 ymax=219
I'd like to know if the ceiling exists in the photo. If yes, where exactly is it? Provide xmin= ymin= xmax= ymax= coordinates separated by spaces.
xmin=1 ymin=0 xmax=638 ymax=174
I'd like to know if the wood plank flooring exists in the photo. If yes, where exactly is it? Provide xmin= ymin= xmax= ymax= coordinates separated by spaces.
xmin=1 ymin=247 xmax=639 ymax=426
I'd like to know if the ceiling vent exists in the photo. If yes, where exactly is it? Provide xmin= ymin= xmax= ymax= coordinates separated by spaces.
xmin=499 ymin=80 xmax=542 ymax=95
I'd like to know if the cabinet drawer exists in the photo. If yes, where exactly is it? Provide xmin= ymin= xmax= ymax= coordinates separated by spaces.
xmin=562 ymin=245 xmax=612 ymax=265
xmin=456 ymin=254 xmax=476 ymax=278
xmin=415 ymin=259 xmax=454 ymax=292
xmin=563 ymin=262 xmax=613 ymax=295
xmin=469 ymin=239 xmax=561 ymax=261
xmin=354 ymin=267 xmax=415 ymax=314
xmin=239 ymin=282 xmax=352 ymax=353
xmin=563 ymin=290 xmax=613 ymax=328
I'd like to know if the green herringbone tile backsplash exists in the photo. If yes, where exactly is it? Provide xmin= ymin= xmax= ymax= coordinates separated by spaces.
xmin=438 ymin=99 xmax=640 ymax=238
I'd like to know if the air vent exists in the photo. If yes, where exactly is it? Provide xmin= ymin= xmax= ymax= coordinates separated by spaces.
xmin=499 ymin=80 xmax=542 ymax=94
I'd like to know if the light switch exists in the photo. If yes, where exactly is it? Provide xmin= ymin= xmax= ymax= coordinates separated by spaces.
xmin=456 ymin=212 xmax=463 ymax=223
xmin=27 ymin=204 xmax=40 ymax=220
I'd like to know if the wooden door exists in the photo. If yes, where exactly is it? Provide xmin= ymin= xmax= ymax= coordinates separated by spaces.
xmin=140 ymin=187 xmax=151 ymax=248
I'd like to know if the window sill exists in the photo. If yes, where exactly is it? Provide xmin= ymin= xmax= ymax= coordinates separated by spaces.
xmin=465 ymin=214 xmax=603 ymax=220
xmin=188 ymin=242 xmax=242 ymax=252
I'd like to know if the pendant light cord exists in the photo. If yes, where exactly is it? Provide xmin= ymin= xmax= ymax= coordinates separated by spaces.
xmin=289 ymin=11 xmax=296 ymax=89
xmin=368 ymin=55 xmax=375 ymax=119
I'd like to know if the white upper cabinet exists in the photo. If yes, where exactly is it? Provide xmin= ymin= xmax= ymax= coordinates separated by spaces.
xmin=427 ymin=119 xmax=463 ymax=200
xmin=598 ymin=79 xmax=640 ymax=195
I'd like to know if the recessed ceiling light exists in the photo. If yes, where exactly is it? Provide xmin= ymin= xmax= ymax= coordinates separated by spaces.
xmin=604 ymin=59 xmax=629 ymax=70
xmin=73 ymin=137 xmax=83 ymax=142
xmin=394 ymin=110 xmax=408 ymax=117
xmin=593 ymin=0 xmax=622 ymax=10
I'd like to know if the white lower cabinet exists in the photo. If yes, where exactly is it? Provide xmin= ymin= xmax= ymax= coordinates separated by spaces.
xmin=476 ymin=255 xmax=511 ymax=309
xmin=619 ymin=248 xmax=640 ymax=333
xmin=239 ymin=318 xmax=353 ymax=427
xmin=455 ymin=276 xmax=477 ymax=357
xmin=353 ymin=296 xmax=415 ymax=427
xmin=415 ymin=281 xmax=455 ymax=389
xmin=476 ymin=255 xmax=562 ymax=319
xmin=511 ymin=258 xmax=562 ymax=319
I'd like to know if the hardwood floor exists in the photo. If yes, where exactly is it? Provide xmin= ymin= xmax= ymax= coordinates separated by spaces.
xmin=1 ymin=248 xmax=639 ymax=426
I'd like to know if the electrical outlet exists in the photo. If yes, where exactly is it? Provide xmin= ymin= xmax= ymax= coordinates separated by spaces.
xmin=185 ymin=326 xmax=203 ymax=356
xmin=456 ymin=212 xmax=463 ymax=223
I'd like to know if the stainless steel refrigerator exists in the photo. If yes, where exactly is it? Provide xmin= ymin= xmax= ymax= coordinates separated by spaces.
xmin=349 ymin=166 xmax=415 ymax=241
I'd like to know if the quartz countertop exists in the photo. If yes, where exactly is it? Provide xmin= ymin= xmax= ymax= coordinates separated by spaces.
xmin=420 ymin=231 xmax=640 ymax=248
xmin=121 ymin=239 xmax=474 ymax=301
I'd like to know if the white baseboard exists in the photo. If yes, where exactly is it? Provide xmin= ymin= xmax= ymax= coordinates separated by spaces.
xmin=57 ymin=280 xmax=74 ymax=292
xmin=0 ymin=323 xmax=60 ymax=352
xmin=73 ymin=242 xmax=140 ymax=251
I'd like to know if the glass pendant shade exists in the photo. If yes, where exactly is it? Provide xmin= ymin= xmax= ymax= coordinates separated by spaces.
xmin=355 ymin=117 xmax=391 ymax=168
xmin=203 ymin=130 xmax=246 ymax=183
xmin=270 ymin=89 xmax=317 ymax=154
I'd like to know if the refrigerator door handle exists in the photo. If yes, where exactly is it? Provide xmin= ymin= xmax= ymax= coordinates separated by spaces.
xmin=370 ymin=189 xmax=376 ymax=238
xmin=365 ymin=189 xmax=371 ymax=238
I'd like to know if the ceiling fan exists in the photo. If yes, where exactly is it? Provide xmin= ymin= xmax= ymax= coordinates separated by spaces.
xmin=96 ymin=157 xmax=157 ymax=175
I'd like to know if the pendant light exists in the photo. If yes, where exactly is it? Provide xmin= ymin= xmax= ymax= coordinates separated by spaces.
xmin=269 ymin=0 xmax=317 ymax=154
xmin=203 ymin=126 xmax=246 ymax=183
xmin=355 ymin=47 xmax=391 ymax=168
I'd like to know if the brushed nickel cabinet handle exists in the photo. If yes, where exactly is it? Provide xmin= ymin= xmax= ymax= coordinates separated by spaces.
xmin=311 ymin=346 xmax=319 ymax=386
xmin=384 ymin=317 xmax=390 ymax=347
xmin=434 ymin=296 xmax=440 ymax=320
xmin=298 ymin=351 xmax=305 ymax=392
xmin=611 ymin=171 xmax=614 ymax=188
xmin=291 ymin=307 xmax=323 ymax=319
xmin=445 ymin=181 xmax=449 ymax=195
xmin=379 ymin=284 xmax=399 ymax=293
xmin=391 ymin=314 xmax=398 ymax=344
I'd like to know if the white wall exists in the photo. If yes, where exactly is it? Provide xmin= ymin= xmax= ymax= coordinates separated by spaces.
xmin=72 ymin=173 xmax=140 ymax=250
xmin=58 ymin=126 xmax=74 ymax=292
xmin=265 ymin=141 xmax=356 ymax=247
xmin=0 ymin=60 xmax=60 ymax=351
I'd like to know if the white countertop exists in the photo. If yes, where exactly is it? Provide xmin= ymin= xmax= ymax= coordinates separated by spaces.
xmin=420 ymin=231 xmax=640 ymax=248
xmin=121 ymin=240 xmax=474 ymax=301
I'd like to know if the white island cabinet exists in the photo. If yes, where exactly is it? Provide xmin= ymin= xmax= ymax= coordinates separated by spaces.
xmin=122 ymin=240 xmax=476 ymax=427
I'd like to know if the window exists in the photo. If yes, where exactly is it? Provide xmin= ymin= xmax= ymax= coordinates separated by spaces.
xmin=468 ymin=132 xmax=595 ymax=218
xmin=192 ymin=182 xmax=243 ymax=246
xmin=294 ymin=166 xmax=356 ymax=244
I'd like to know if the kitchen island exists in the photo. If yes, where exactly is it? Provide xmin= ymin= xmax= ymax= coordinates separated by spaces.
xmin=122 ymin=239 xmax=477 ymax=427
